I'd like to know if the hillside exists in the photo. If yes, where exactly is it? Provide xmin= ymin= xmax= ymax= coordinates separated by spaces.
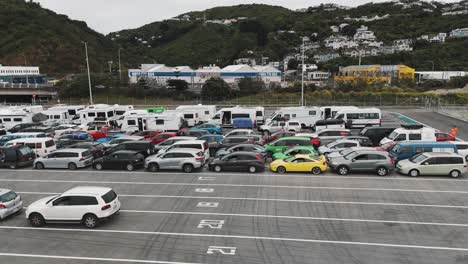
xmin=0 ymin=0 xmax=117 ymax=75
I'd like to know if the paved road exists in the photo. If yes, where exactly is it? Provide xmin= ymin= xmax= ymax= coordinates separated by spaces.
xmin=392 ymin=109 xmax=468 ymax=141
xmin=1 ymin=167 xmax=468 ymax=264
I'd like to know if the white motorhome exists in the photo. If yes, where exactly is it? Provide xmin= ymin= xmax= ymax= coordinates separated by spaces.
xmin=320 ymin=106 xmax=359 ymax=119
xmin=266 ymin=106 xmax=321 ymax=128
xmin=113 ymin=104 xmax=134 ymax=117
xmin=334 ymin=108 xmax=382 ymax=128
xmin=41 ymin=109 xmax=70 ymax=126
xmin=380 ymin=124 xmax=436 ymax=146
xmin=111 ymin=110 xmax=148 ymax=127
xmin=209 ymin=107 xmax=258 ymax=127
xmin=0 ymin=105 xmax=43 ymax=130
xmin=121 ymin=113 xmax=184 ymax=133
xmin=166 ymin=109 xmax=200 ymax=127
xmin=175 ymin=105 xmax=217 ymax=122
xmin=47 ymin=105 xmax=84 ymax=119
xmin=76 ymin=104 xmax=116 ymax=124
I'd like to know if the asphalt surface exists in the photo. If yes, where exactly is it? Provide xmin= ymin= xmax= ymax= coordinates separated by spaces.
xmin=1 ymin=110 xmax=468 ymax=264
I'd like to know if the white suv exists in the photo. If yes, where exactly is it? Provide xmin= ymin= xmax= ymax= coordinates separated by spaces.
xmin=25 ymin=186 xmax=120 ymax=228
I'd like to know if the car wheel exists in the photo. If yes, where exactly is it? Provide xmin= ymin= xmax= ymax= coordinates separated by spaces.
xmin=409 ymin=169 xmax=419 ymax=177
xmin=9 ymin=165 xmax=16 ymax=169
xmin=311 ymin=167 xmax=322 ymax=175
xmin=376 ymin=166 xmax=389 ymax=176
xmin=29 ymin=213 xmax=45 ymax=227
xmin=277 ymin=166 xmax=286 ymax=174
xmin=214 ymin=165 xmax=222 ymax=172
xmin=465 ymin=155 xmax=468 ymax=162
xmin=126 ymin=164 xmax=135 ymax=171
xmin=148 ymin=163 xmax=159 ymax=172
xmin=337 ymin=166 xmax=349 ymax=175
xmin=94 ymin=163 xmax=103 ymax=170
xmin=248 ymin=166 xmax=257 ymax=173
xmin=68 ymin=163 xmax=78 ymax=170
xmin=82 ymin=214 xmax=98 ymax=229
xmin=183 ymin=164 xmax=194 ymax=173
xmin=35 ymin=162 xmax=45 ymax=170
xmin=450 ymin=170 xmax=461 ymax=178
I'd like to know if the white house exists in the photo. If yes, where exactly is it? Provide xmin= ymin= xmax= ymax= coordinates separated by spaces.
xmin=354 ymin=25 xmax=376 ymax=41
xmin=450 ymin=28 xmax=468 ymax=38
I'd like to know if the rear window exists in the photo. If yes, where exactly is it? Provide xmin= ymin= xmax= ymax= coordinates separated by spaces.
xmin=0 ymin=191 xmax=17 ymax=202
xmin=175 ymin=144 xmax=202 ymax=149
xmin=101 ymin=190 xmax=117 ymax=203
xmin=184 ymin=114 xmax=194 ymax=119
xmin=82 ymin=150 xmax=92 ymax=157
xmin=45 ymin=140 xmax=55 ymax=148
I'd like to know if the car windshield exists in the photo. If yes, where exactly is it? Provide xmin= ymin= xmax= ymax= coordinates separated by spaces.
xmin=339 ymin=149 xmax=353 ymax=155
xmin=344 ymin=152 xmax=359 ymax=160
xmin=285 ymin=156 xmax=296 ymax=162
xmin=0 ymin=191 xmax=17 ymax=202
xmin=388 ymin=131 xmax=398 ymax=140
xmin=326 ymin=141 xmax=338 ymax=147
xmin=410 ymin=154 xmax=428 ymax=163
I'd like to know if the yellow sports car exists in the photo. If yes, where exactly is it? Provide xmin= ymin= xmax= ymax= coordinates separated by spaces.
xmin=270 ymin=154 xmax=327 ymax=174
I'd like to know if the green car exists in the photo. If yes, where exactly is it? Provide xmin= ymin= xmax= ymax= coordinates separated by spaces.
xmin=264 ymin=137 xmax=312 ymax=157
xmin=272 ymin=146 xmax=317 ymax=160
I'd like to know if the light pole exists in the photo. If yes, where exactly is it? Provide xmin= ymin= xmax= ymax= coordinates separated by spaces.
xmin=301 ymin=37 xmax=306 ymax=106
xmin=82 ymin=41 xmax=93 ymax=105
xmin=118 ymin=48 xmax=122 ymax=82
xmin=108 ymin=61 xmax=113 ymax=73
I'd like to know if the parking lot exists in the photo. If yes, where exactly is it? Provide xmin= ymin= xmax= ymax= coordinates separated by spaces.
xmin=1 ymin=110 xmax=467 ymax=264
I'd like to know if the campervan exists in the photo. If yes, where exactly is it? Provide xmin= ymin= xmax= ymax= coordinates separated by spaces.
xmin=121 ymin=113 xmax=184 ymax=133
xmin=41 ymin=109 xmax=70 ymax=126
xmin=334 ymin=108 xmax=382 ymax=128
xmin=166 ymin=109 xmax=200 ymax=127
xmin=209 ymin=107 xmax=258 ymax=127
xmin=75 ymin=104 xmax=116 ymax=124
xmin=175 ymin=105 xmax=217 ymax=122
xmin=0 ymin=105 xmax=43 ymax=130
xmin=47 ymin=105 xmax=84 ymax=119
xmin=113 ymin=104 xmax=134 ymax=117
xmin=380 ymin=124 xmax=437 ymax=146
xmin=266 ymin=107 xmax=321 ymax=128
xmin=111 ymin=110 xmax=148 ymax=127
xmin=320 ymin=106 xmax=358 ymax=119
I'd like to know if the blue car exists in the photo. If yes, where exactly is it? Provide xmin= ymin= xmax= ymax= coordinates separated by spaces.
xmin=96 ymin=134 xmax=127 ymax=143
xmin=191 ymin=123 xmax=222 ymax=134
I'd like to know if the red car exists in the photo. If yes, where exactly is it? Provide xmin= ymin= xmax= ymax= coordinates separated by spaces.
xmin=133 ymin=130 xmax=161 ymax=140
xmin=151 ymin=132 xmax=177 ymax=144
xmin=263 ymin=130 xmax=296 ymax=144
xmin=435 ymin=132 xmax=455 ymax=142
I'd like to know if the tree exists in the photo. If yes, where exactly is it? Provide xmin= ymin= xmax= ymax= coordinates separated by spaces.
xmin=136 ymin=78 xmax=148 ymax=98
xmin=201 ymin=77 xmax=232 ymax=101
xmin=237 ymin=77 xmax=265 ymax=96
xmin=287 ymin=58 xmax=299 ymax=70
xmin=167 ymin=79 xmax=189 ymax=91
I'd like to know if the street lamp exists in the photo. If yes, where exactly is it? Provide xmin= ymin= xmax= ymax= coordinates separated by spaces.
xmin=82 ymin=41 xmax=93 ymax=105
xmin=118 ymin=48 xmax=123 ymax=82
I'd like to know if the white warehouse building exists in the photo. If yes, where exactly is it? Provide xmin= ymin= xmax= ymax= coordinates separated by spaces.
xmin=128 ymin=64 xmax=281 ymax=86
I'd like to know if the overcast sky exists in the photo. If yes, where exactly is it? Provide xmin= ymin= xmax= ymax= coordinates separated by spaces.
xmin=32 ymin=0 xmax=457 ymax=34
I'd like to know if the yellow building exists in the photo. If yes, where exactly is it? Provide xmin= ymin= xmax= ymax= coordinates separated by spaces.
xmin=334 ymin=64 xmax=415 ymax=84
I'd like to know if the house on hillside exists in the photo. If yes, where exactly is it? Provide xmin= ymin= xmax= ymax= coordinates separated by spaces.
xmin=353 ymin=25 xmax=376 ymax=41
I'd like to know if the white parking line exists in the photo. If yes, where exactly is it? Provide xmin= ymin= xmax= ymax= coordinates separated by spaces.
xmin=0 ymin=225 xmax=467 ymax=252
xmin=2 ymin=169 xmax=467 ymax=182
xmin=0 ymin=253 xmax=202 ymax=264
xmin=6 ymin=178 xmax=468 ymax=194
xmin=120 ymin=209 xmax=468 ymax=227
xmin=17 ymin=192 xmax=468 ymax=209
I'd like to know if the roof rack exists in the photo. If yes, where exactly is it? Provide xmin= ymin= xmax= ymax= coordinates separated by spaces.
xmin=401 ymin=124 xmax=423 ymax=129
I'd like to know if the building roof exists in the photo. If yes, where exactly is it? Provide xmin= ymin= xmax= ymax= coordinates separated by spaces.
xmin=222 ymin=64 xmax=257 ymax=72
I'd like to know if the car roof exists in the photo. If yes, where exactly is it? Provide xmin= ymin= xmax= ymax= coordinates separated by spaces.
xmin=172 ymin=140 xmax=206 ymax=144
xmin=317 ymin=128 xmax=350 ymax=132
xmin=226 ymin=151 xmax=257 ymax=156
xmin=230 ymin=129 xmax=252 ymax=132
xmin=449 ymin=141 xmax=468 ymax=145
xmin=294 ymin=154 xmax=318 ymax=159
xmin=332 ymin=139 xmax=360 ymax=144
xmin=121 ymin=141 xmax=151 ymax=145
xmin=53 ymin=148 xmax=89 ymax=153
xmin=112 ymin=150 xmax=140 ymax=154
xmin=419 ymin=152 xmax=462 ymax=157
xmin=0 ymin=188 xmax=12 ymax=196
xmin=167 ymin=136 xmax=198 ymax=140
xmin=396 ymin=141 xmax=456 ymax=146
xmin=353 ymin=150 xmax=389 ymax=155
xmin=7 ymin=137 xmax=53 ymax=143
xmin=63 ymin=186 xmax=112 ymax=196
xmin=119 ymin=136 xmax=144 ymax=140
xmin=278 ymin=136 xmax=309 ymax=140
xmin=166 ymin=148 xmax=202 ymax=154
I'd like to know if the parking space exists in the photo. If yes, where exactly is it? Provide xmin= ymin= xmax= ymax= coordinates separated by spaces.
xmin=1 ymin=110 xmax=468 ymax=263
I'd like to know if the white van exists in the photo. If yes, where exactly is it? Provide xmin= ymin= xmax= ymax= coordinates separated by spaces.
xmin=450 ymin=141 xmax=468 ymax=161
xmin=320 ymin=106 xmax=358 ymax=119
xmin=76 ymin=104 xmax=116 ymax=124
xmin=47 ymin=105 xmax=84 ymax=119
xmin=266 ymin=106 xmax=320 ymax=128
xmin=166 ymin=110 xmax=200 ymax=127
xmin=159 ymin=140 xmax=210 ymax=160
xmin=175 ymin=105 xmax=217 ymax=123
xmin=42 ymin=109 xmax=70 ymax=126
xmin=209 ymin=107 xmax=257 ymax=127
xmin=335 ymin=108 xmax=382 ymax=128
xmin=5 ymin=137 xmax=56 ymax=157
xmin=380 ymin=124 xmax=436 ymax=146
xmin=113 ymin=105 xmax=134 ymax=117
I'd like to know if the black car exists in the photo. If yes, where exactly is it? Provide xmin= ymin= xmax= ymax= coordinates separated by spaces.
xmin=93 ymin=150 xmax=144 ymax=171
xmin=208 ymin=151 xmax=264 ymax=173
xmin=177 ymin=129 xmax=210 ymax=138
xmin=216 ymin=137 xmax=257 ymax=150
xmin=0 ymin=145 xmax=36 ymax=169
xmin=340 ymin=136 xmax=373 ymax=147
xmin=68 ymin=142 xmax=106 ymax=158
xmin=105 ymin=141 xmax=156 ymax=157
xmin=7 ymin=123 xmax=37 ymax=133
xmin=19 ymin=126 xmax=55 ymax=137
xmin=359 ymin=126 xmax=398 ymax=146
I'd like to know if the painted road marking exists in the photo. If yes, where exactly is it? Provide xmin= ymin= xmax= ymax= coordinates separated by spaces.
xmin=195 ymin=188 xmax=214 ymax=193
xmin=0 ymin=253 xmax=202 ymax=264
xmin=7 ymin=179 xmax=468 ymax=194
xmin=196 ymin=202 xmax=219 ymax=208
xmin=198 ymin=220 xmax=225 ymax=229
xmin=1 ymin=226 xmax=468 ymax=252
xmin=206 ymin=246 xmax=236 ymax=255
xmin=198 ymin=177 xmax=216 ymax=181
xmin=4 ymin=169 xmax=468 ymax=182
xmin=18 ymin=192 xmax=468 ymax=209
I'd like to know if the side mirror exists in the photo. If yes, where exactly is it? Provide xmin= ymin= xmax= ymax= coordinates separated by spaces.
xmin=352 ymin=159 xmax=356 ymax=162
xmin=423 ymin=162 xmax=429 ymax=165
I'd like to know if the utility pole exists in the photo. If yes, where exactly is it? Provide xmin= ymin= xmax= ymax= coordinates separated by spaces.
xmin=108 ymin=61 xmax=113 ymax=73
xmin=118 ymin=48 xmax=122 ymax=82
xmin=83 ymin=41 xmax=93 ymax=105
xmin=301 ymin=37 xmax=305 ymax=107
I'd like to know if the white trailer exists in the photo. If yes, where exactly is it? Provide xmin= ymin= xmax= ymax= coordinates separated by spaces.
xmin=266 ymin=106 xmax=321 ymax=128
xmin=76 ymin=104 xmax=116 ymax=124
xmin=121 ymin=113 xmax=184 ymax=133
xmin=166 ymin=109 xmax=200 ymax=127
xmin=175 ymin=105 xmax=217 ymax=122
xmin=47 ymin=105 xmax=84 ymax=119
